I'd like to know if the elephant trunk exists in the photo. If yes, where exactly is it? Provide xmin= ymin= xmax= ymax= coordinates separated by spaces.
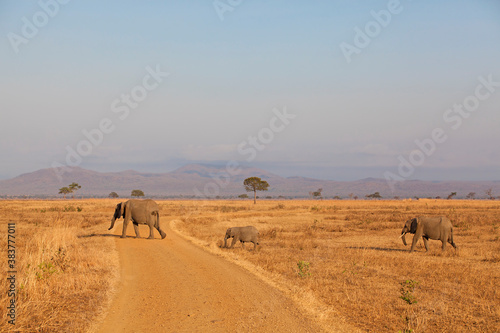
xmin=223 ymin=236 xmax=229 ymax=248
xmin=109 ymin=217 xmax=116 ymax=230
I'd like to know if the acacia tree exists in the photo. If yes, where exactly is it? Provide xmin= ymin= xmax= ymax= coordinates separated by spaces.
xmin=366 ymin=192 xmax=382 ymax=199
xmin=131 ymin=190 xmax=145 ymax=197
xmin=59 ymin=187 xmax=71 ymax=199
xmin=243 ymin=177 xmax=269 ymax=204
xmin=69 ymin=182 xmax=81 ymax=199
xmin=312 ymin=188 xmax=323 ymax=200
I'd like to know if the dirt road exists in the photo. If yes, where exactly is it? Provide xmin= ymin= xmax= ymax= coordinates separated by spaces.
xmin=96 ymin=221 xmax=323 ymax=332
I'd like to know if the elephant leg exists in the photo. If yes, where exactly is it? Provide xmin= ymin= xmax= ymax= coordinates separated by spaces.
xmin=155 ymin=226 xmax=166 ymax=239
xmin=410 ymin=235 xmax=419 ymax=252
xmin=153 ymin=213 xmax=166 ymax=239
xmin=410 ymin=226 xmax=424 ymax=252
xmin=441 ymin=239 xmax=447 ymax=251
xmin=241 ymin=241 xmax=245 ymax=249
xmin=422 ymin=237 xmax=429 ymax=251
xmin=121 ymin=219 xmax=130 ymax=238
xmin=252 ymin=241 xmax=257 ymax=250
xmin=147 ymin=224 xmax=155 ymax=239
xmin=448 ymin=232 xmax=457 ymax=249
xmin=133 ymin=222 xmax=141 ymax=238
xmin=230 ymin=236 xmax=239 ymax=248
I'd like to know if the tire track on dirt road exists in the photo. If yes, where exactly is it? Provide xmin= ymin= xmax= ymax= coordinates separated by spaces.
xmin=96 ymin=220 xmax=324 ymax=332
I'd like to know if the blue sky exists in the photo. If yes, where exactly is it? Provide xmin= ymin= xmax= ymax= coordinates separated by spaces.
xmin=1 ymin=0 xmax=499 ymax=181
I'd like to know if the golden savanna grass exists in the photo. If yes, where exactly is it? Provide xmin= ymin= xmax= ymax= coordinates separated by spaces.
xmin=0 ymin=200 xmax=120 ymax=333
xmin=1 ymin=199 xmax=499 ymax=332
xmin=172 ymin=199 xmax=500 ymax=332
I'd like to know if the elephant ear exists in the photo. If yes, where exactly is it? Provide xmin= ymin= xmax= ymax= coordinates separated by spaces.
xmin=119 ymin=202 xmax=125 ymax=217
xmin=410 ymin=218 xmax=418 ymax=234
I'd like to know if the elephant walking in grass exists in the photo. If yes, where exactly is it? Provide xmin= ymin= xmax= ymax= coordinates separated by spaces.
xmin=109 ymin=199 xmax=166 ymax=239
xmin=224 ymin=226 xmax=260 ymax=250
xmin=401 ymin=216 xmax=457 ymax=252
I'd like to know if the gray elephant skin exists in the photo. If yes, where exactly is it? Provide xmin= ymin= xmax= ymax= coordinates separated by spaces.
xmin=109 ymin=199 xmax=166 ymax=239
xmin=401 ymin=216 xmax=457 ymax=252
xmin=224 ymin=226 xmax=260 ymax=250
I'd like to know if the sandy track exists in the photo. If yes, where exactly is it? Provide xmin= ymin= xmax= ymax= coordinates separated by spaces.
xmin=96 ymin=221 xmax=322 ymax=332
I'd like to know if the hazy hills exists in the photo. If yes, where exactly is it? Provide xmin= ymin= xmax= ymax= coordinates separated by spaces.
xmin=0 ymin=164 xmax=499 ymax=199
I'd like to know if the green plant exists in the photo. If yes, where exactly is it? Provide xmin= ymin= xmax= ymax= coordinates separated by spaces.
xmin=400 ymin=280 xmax=419 ymax=304
xmin=36 ymin=262 xmax=57 ymax=280
xmin=297 ymin=260 xmax=311 ymax=278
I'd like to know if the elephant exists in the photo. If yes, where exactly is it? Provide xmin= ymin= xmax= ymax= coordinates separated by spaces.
xmin=401 ymin=216 xmax=457 ymax=252
xmin=109 ymin=199 xmax=166 ymax=239
xmin=224 ymin=226 xmax=260 ymax=250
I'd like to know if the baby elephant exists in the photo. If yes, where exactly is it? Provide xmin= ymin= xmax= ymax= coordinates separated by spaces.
xmin=401 ymin=216 xmax=457 ymax=252
xmin=224 ymin=226 xmax=260 ymax=250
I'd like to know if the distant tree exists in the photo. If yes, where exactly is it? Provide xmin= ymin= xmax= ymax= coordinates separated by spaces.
xmin=466 ymin=192 xmax=476 ymax=200
xmin=365 ymin=192 xmax=382 ymax=199
xmin=353 ymin=195 xmax=359 ymax=200
xmin=58 ymin=187 xmax=71 ymax=199
xmin=348 ymin=193 xmax=354 ymax=200
xmin=394 ymin=196 xmax=400 ymax=200
xmin=312 ymin=188 xmax=323 ymax=200
xmin=435 ymin=196 xmax=441 ymax=199
xmin=238 ymin=194 xmax=249 ymax=199
xmin=243 ymin=177 xmax=270 ymax=204
xmin=447 ymin=192 xmax=457 ymax=200
xmin=333 ymin=195 xmax=342 ymax=200
xmin=131 ymin=189 xmax=145 ymax=197
xmin=265 ymin=196 xmax=273 ymax=199
xmin=109 ymin=192 xmax=119 ymax=198
xmin=486 ymin=188 xmax=494 ymax=200
xmin=68 ymin=182 xmax=81 ymax=199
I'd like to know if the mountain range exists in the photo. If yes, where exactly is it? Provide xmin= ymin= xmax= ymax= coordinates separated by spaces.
xmin=0 ymin=164 xmax=499 ymax=199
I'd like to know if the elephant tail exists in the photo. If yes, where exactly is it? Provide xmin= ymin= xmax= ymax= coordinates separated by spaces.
xmin=153 ymin=211 xmax=160 ymax=228
xmin=154 ymin=211 xmax=166 ymax=239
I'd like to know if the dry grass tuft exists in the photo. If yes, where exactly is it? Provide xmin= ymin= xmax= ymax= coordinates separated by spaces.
xmin=0 ymin=200 xmax=119 ymax=333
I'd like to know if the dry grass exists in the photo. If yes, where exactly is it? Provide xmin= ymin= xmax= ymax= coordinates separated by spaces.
xmin=172 ymin=199 xmax=500 ymax=333
xmin=0 ymin=200 xmax=120 ymax=333
xmin=1 ymin=199 xmax=498 ymax=332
